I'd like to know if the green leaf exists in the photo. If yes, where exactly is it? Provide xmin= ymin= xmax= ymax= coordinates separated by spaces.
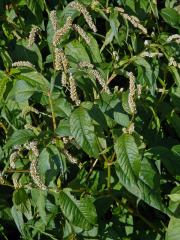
xmin=115 ymin=135 xmax=165 ymax=212
xmin=13 ymin=189 xmax=32 ymax=220
xmin=31 ymin=189 xmax=47 ymax=223
xmin=169 ymin=194 xmax=180 ymax=202
xmin=113 ymin=112 xmax=130 ymax=127
xmin=122 ymin=91 xmax=131 ymax=114
xmin=168 ymin=185 xmax=180 ymax=202
xmin=172 ymin=145 xmax=180 ymax=157
xmin=12 ymin=39 xmax=43 ymax=70
xmin=38 ymin=146 xmax=66 ymax=186
xmin=0 ymin=74 xmax=9 ymax=101
xmin=151 ymin=146 xmax=180 ymax=179
xmin=169 ymin=67 xmax=180 ymax=87
xmin=59 ymin=188 xmax=97 ymax=230
xmin=171 ymin=87 xmax=180 ymax=108
xmin=70 ymin=107 xmax=100 ymax=158
xmin=6 ymin=129 xmax=35 ymax=148
xmin=14 ymin=80 xmax=35 ymax=103
xmin=86 ymin=33 xmax=102 ymax=63
xmin=26 ymin=0 xmax=44 ymax=23
xmin=65 ymin=40 xmax=90 ymax=66
xmin=115 ymin=133 xmax=140 ymax=197
xmin=170 ymin=112 xmax=180 ymax=138
xmin=17 ymin=68 xmax=50 ymax=92
xmin=0 ymin=49 xmax=12 ymax=69
xmin=166 ymin=217 xmax=180 ymax=240
xmin=115 ymin=134 xmax=141 ymax=180
xmin=56 ymin=119 xmax=71 ymax=137
xmin=11 ymin=206 xmax=25 ymax=236
xmin=135 ymin=57 xmax=156 ymax=94
xmin=52 ymin=98 xmax=73 ymax=117
xmin=161 ymin=8 xmax=180 ymax=29
xmin=109 ymin=11 xmax=120 ymax=46
xmin=100 ymin=29 xmax=114 ymax=52
xmin=137 ymin=157 xmax=163 ymax=211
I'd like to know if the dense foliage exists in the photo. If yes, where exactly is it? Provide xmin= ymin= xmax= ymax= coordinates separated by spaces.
xmin=0 ymin=0 xmax=180 ymax=239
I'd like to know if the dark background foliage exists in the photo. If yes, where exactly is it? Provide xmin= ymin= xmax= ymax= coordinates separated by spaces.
xmin=0 ymin=0 xmax=180 ymax=239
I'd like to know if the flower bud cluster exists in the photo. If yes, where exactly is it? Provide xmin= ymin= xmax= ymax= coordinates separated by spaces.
xmin=122 ymin=122 xmax=135 ymax=134
xmin=79 ymin=61 xmax=94 ymax=69
xmin=137 ymin=84 xmax=142 ymax=99
xmin=144 ymin=40 xmax=151 ymax=46
xmin=28 ymin=141 xmax=47 ymax=190
xmin=140 ymin=51 xmax=163 ymax=58
xmin=0 ymin=172 xmax=5 ymax=184
xmin=62 ymin=136 xmax=74 ymax=145
xmin=69 ymin=73 xmax=81 ymax=106
xmin=61 ymin=72 xmax=68 ymax=87
xmin=168 ymin=57 xmax=180 ymax=68
xmin=25 ymin=141 xmax=39 ymax=157
xmin=90 ymin=69 xmax=110 ymax=94
xmin=73 ymin=24 xmax=90 ymax=45
xmin=50 ymin=10 xmax=58 ymax=31
xmin=115 ymin=7 xmax=147 ymax=34
xmin=79 ymin=61 xmax=110 ymax=94
xmin=12 ymin=177 xmax=22 ymax=189
xmin=21 ymin=106 xmax=39 ymax=117
xmin=10 ymin=151 xmax=19 ymax=169
xmin=54 ymin=48 xmax=63 ymax=71
xmin=167 ymin=34 xmax=180 ymax=44
xmin=62 ymin=137 xmax=69 ymax=145
xmin=64 ymin=149 xmax=78 ymax=164
xmin=127 ymin=72 xmax=136 ymax=115
xmin=91 ymin=0 xmax=99 ymax=10
xmin=12 ymin=61 xmax=35 ymax=68
xmin=53 ymin=17 xmax=72 ymax=46
xmin=9 ymin=145 xmax=22 ymax=169
xmin=24 ymin=123 xmax=39 ymax=134
xmin=69 ymin=1 xmax=97 ymax=33
xmin=54 ymin=48 xmax=69 ymax=72
xmin=30 ymin=157 xmax=47 ymax=190
xmin=28 ymin=26 xmax=39 ymax=47
xmin=112 ymin=51 xmax=119 ymax=61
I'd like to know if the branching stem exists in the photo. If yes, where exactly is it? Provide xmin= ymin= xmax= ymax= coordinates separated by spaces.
xmin=48 ymin=91 xmax=57 ymax=131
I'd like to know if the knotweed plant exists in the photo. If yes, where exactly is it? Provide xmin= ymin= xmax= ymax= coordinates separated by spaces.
xmin=53 ymin=16 xmax=73 ymax=46
xmin=27 ymin=25 xmax=39 ymax=47
xmin=0 ymin=1 xmax=180 ymax=239
xmin=12 ymin=61 xmax=35 ymax=68
xmin=49 ymin=10 xmax=58 ymax=31
xmin=72 ymin=24 xmax=91 ymax=45
xmin=69 ymin=1 xmax=97 ymax=32
xmin=115 ymin=7 xmax=147 ymax=34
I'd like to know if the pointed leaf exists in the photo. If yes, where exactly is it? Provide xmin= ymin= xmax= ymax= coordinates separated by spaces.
xmin=70 ymin=107 xmax=100 ymax=157
xmin=59 ymin=189 xmax=97 ymax=230
xmin=6 ymin=129 xmax=35 ymax=148
xmin=11 ymin=206 xmax=25 ymax=236
xmin=166 ymin=217 xmax=180 ymax=240
xmin=115 ymin=134 xmax=165 ymax=212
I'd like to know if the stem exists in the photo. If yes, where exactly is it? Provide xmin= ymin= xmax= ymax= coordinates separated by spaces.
xmin=107 ymin=152 xmax=116 ymax=189
xmin=48 ymin=91 xmax=57 ymax=131
xmin=107 ymin=72 xmax=117 ymax=85
xmin=112 ymin=195 xmax=163 ymax=235
xmin=106 ymin=0 xmax=109 ymax=8
xmin=86 ymin=158 xmax=99 ymax=181
xmin=5 ymin=169 xmax=30 ymax=173
xmin=29 ymin=225 xmax=58 ymax=240
xmin=0 ymin=182 xmax=14 ymax=188
xmin=0 ymin=122 xmax=7 ymax=134
xmin=107 ymin=162 xmax=111 ymax=189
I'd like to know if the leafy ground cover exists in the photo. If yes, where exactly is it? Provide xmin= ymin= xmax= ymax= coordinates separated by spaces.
xmin=0 ymin=0 xmax=180 ymax=239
